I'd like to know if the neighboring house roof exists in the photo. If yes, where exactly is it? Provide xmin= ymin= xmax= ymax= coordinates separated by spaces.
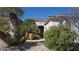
xmin=45 ymin=14 xmax=79 ymax=25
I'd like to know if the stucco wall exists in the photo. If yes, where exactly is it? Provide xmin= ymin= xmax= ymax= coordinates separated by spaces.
xmin=44 ymin=21 xmax=59 ymax=33
xmin=44 ymin=20 xmax=66 ymax=33
xmin=70 ymin=20 xmax=79 ymax=34
xmin=35 ymin=22 xmax=45 ymax=26
xmin=35 ymin=20 xmax=66 ymax=33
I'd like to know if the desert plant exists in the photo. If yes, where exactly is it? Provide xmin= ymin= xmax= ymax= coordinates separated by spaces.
xmin=44 ymin=24 xmax=77 ymax=51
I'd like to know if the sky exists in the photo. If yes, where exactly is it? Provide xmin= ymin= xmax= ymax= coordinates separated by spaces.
xmin=21 ymin=7 xmax=72 ymax=20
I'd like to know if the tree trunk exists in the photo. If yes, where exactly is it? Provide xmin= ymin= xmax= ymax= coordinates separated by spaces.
xmin=9 ymin=12 xmax=21 ymax=42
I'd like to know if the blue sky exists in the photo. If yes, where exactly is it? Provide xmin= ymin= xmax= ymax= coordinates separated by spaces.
xmin=21 ymin=7 xmax=72 ymax=20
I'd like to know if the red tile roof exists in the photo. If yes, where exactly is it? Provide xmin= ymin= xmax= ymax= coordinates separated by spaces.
xmin=32 ymin=19 xmax=48 ymax=22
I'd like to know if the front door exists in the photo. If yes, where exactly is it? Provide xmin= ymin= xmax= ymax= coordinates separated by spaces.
xmin=38 ymin=26 xmax=44 ymax=38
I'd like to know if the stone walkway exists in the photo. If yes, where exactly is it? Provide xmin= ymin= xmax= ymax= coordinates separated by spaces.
xmin=2 ymin=38 xmax=79 ymax=51
xmin=0 ymin=39 xmax=49 ymax=51
xmin=4 ymin=42 xmax=49 ymax=51
xmin=27 ymin=42 xmax=49 ymax=51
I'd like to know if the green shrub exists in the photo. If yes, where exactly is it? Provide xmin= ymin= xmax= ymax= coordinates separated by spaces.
xmin=0 ymin=19 xmax=9 ymax=32
xmin=44 ymin=24 xmax=77 ymax=51
xmin=24 ymin=19 xmax=37 ymax=33
xmin=34 ymin=34 xmax=41 ymax=40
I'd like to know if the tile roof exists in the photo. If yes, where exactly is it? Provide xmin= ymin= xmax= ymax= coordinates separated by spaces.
xmin=32 ymin=19 xmax=48 ymax=22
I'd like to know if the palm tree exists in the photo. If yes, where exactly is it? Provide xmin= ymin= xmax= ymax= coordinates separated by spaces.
xmin=23 ymin=19 xmax=37 ymax=40
xmin=24 ymin=19 xmax=37 ymax=33
xmin=0 ymin=7 xmax=24 ymax=44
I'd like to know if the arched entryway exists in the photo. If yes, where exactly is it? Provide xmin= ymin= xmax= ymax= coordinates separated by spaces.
xmin=37 ymin=26 xmax=44 ymax=38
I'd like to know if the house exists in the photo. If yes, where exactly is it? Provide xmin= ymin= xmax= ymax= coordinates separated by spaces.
xmin=45 ymin=14 xmax=79 ymax=34
xmin=33 ymin=14 xmax=79 ymax=37
xmin=44 ymin=15 xmax=66 ymax=32
xmin=33 ymin=19 xmax=47 ymax=37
